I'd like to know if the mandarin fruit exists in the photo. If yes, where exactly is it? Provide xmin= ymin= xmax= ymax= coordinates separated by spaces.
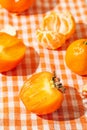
xmin=65 ymin=39 xmax=87 ymax=75
xmin=36 ymin=11 xmax=75 ymax=50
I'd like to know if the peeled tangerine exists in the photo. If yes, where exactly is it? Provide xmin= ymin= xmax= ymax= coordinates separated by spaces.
xmin=36 ymin=11 xmax=76 ymax=50
xmin=0 ymin=32 xmax=26 ymax=72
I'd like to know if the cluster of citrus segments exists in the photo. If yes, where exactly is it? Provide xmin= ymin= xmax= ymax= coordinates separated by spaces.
xmin=36 ymin=11 xmax=76 ymax=50
xmin=0 ymin=25 xmax=17 ymax=36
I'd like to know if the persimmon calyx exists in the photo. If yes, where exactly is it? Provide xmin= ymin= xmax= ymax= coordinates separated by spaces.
xmin=83 ymin=41 xmax=87 ymax=45
xmin=52 ymin=71 xmax=66 ymax=93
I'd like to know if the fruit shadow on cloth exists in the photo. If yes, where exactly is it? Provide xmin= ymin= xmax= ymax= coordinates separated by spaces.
xmin=56 ymin=22 xmax=87 ymax=51
xmin=39 ymin=86 xmax=85 ymax=121
xmin=14 ymin=0 xmax=60 ymax=15
xmin=2 ymin=47 xmax=40 ymax=76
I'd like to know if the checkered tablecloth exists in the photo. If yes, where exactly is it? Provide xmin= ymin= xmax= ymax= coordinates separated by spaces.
xmin=0 ymin=0 xmax=87 ymax=130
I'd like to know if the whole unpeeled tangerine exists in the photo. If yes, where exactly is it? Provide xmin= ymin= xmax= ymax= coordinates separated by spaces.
xmin=65 ymin=39 xmax=87 ymax=75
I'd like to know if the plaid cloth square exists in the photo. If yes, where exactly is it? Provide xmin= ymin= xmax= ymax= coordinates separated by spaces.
xmin=0 ymin=0 xmax=87 ymax=130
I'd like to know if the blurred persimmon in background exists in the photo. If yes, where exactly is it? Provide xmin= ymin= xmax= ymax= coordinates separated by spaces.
xmin=0 ymin=0 xmax=35 ymax=13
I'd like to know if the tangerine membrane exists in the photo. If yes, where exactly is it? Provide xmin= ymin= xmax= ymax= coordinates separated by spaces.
xmin=36 ymin=11 xmax=75 ymax=50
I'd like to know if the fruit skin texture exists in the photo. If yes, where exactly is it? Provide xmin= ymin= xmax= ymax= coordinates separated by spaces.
xmin=65 ymin=39 xmax=87 ymax=75
xmin=19 ymin=71 xmax=64 ymax=115
xmin=0 ymin=32 xmax=26 ymax=72
xmin=0 ymin=0 xmax=35 ymax=13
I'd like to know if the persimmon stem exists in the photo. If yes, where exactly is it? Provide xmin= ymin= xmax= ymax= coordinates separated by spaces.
xmin=52 ymin=71 xmax=66 ymax=93
xmin=83 ymin=41 xmax=87 ymax=45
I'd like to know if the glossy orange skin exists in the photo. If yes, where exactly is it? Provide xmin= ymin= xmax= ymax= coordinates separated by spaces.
xmin=65 ymin=39 xmax=87 ymax=75
xmin=0 ymin=32 xmax=26 ymax=72
xmin=19 ymin=71 xmax=64 ymax=115
xmin=0 ymin=0 xmax=35 ymax=13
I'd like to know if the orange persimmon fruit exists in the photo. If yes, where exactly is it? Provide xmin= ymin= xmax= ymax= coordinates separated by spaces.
xmin=36 ymin=11 xmax=75 ymax=50
xmin=0 ymin=32 xmax=26 ymax=72
xmin=0 ymin=0 xmax=35 ymax=13
xmin=65 ymin=39 xmax=87 ymax=75
xmin=19 ymin=71 xmax=65 ymax=115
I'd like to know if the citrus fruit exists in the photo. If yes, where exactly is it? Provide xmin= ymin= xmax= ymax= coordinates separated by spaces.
xmin=58 ymin=11 xmax=76 ymax=39
xmin=36 ymin=30 xmax=65 ymax=49
xmin=0 ymin=0 xmax=35 ymax=13
xmin=65 ymin=39 xmax=87 ymax=75
xmin=36 ymin=11 xmax=75 ymax=50
xmin=0 ymin=32 xmax=26 ymax=72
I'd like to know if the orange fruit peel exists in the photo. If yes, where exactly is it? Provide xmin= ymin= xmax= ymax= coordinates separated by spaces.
xmin=36 ymin=11 xmax=75 ymax=50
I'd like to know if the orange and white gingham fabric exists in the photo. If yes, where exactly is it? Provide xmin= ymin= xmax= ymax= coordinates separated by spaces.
xmin=0 ymin=0 xmax=87 ymax=130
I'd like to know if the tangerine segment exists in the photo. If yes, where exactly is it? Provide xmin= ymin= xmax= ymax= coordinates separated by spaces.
xmin=36 ymin=30 xmax=65 ymax=50
xmin=65 ymin=39 xmax=87 ymax=75
xmin=58 ymin=11 xmax=76 ymax=39
xmin=0 ymin=32 xmax=26 ymax=72
xmin=41 ymin=12 xmax=60 ymax=32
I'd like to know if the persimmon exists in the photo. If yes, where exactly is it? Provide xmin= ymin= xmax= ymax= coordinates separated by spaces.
xmin=65 ymin=39 xmax=87 ymax=75
xmin=0 ymin=32 xmax=26 ymax=72
xmin=19 ymin=71 xmax=65 ymax=115
xmin=36 ymin=11 xmax=75 ymax=50
xmin=0 ymin=0 xmax=35 ymax=13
